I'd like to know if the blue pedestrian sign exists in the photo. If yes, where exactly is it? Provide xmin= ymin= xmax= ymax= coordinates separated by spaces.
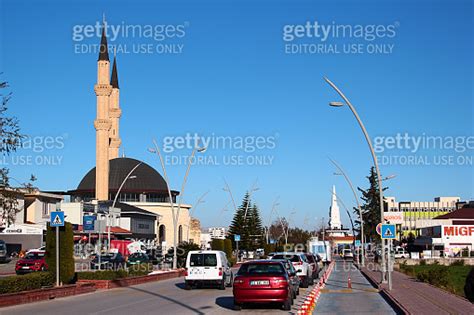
xmin=50 ymin=211 xmax=65 ymax=227
xmin=234 ymin=234 xmax=241 ymax=242
xmin=381 ymin=224 xmax=396 ymax=239
xmin=83 ymin=215 xmax=96 ymax=232
xmin=355 ymin=240 xmax=361 ymax=247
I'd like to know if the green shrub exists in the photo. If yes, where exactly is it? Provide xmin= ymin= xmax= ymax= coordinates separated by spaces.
xmin=228 ymin=257 xmax=237 ymax=267
xmin=416 ymin=270 xmax=429 ymax=282
xmin=464 ymin=267 xmax=474 ymax=302
xmin=211 ymin=239 xmax=225 ymax=251
xmin=45 ymin=222 xmax=75 ymax=284
xmin=419 ymin=259 xmax=426 ymax=266
xmin=128 ymin=263 xmax=154 ymax=277
xmin=223 ymin=239 xmax=233 ymax=260
xmin=77 ymin=270 xmax=128 ymax=281
xmin=0 ymin=272 xmax=54 ymax=294
xmin=450 ymin=259 xmax=465 ymax=266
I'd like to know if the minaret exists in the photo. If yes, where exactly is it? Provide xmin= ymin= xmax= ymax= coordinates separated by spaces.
xmin=108 ymin=48 xmax=122 ymax=159
xmin=329 ymin=185 xmax=342 ymax=229
xmin=94 ymin=20 xmax=112 ymax=201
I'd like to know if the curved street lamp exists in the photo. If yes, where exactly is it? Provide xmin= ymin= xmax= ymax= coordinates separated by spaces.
xmin=149 ymin=139 xmax=206 ymax=269
xmin=329 ymin=157 xmax=365 ymax=267
xmin=108 ymin=162 xmax=142 ymax=250
xmin=324 ymin=77 xmax=390 ymax=288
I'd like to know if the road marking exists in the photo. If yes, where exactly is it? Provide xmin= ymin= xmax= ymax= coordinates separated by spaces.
xmin=320 ymin=288 xmax=379 ymax=293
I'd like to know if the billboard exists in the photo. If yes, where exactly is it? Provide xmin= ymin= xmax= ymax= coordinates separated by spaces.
xmin=383 ymin=212 xmax=404 ymax=224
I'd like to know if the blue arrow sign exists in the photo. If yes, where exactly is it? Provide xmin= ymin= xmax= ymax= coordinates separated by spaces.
xmin=381 ymin=224 xmax=396 ymax=239
xmin=50 ymin=211 xmax=65 ymax=227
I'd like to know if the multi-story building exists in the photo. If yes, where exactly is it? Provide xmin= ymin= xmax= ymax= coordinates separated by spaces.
xmin=385 ymin=196 xmax=464 ymax=237
xmin=208 ymin=227 xmax=226 ymax=239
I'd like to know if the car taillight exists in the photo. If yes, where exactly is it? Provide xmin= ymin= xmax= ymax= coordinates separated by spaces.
xmin=218 ymin=267 xmax=223 ymax=276
xmin=272 ymin=278 xmax=288 ymax=288
xmin=184 ymin=268 xmax=188 ymax=276
xmin=294 ymin=261 xmax=302 ymax=265
xmin=234 ymin=279 xmax=244 ymax=284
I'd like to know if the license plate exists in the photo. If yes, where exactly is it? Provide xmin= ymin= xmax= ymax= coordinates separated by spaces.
xmin=22 ymin=266 xmax=30 ymax=269
xmin=250 ymin=280 xmax=269 ymax=286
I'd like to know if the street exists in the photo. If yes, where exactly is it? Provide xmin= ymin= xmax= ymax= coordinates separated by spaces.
xmin=0 ymin=267 xmax=318 ymax=315
xmin=316 ymin=258 xmax=396 ymax=314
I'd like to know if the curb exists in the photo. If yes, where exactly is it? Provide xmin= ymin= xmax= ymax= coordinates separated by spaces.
xmin=296 ymin=261 xmax=335 ymax=314
xmin=357 ymin=266 xmax=409 ymax=315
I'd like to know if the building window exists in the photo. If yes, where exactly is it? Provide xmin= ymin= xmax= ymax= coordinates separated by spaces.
xmin=159 ymin=225 xmax=166 ymax=243
xmin=42 ymin=203 xmax=49 ymax=218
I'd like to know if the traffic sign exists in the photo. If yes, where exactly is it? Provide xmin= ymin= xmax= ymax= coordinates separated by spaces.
xmin=50 ymin=211 xmax=65 ymax=227
xmin=381 ymin=224 xmax=396 ymax=239
xmin=355 ymin=240 xmax=361 ymax=247
xmin=234 ymin=234 xmax=241 ymax=242
xmin=376 ymin=223 xmax=382 ymax=235
xmin=83 ymin=215 xmax=96 ymax=232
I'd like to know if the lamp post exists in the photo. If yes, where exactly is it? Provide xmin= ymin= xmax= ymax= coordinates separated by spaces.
xmin=149 ymin=139 xmax=206 ymax=269
xmin=324 ymin=77 xmax=390 ymax=288
xmin=107 ymin=162 xmax=141 ymax=251
xmin=329 ymin=157 xmax=365 ymax=267
xmin=186 ymin=191 xmax=209 ymax=242
xmin=265 ymin=198 xmax=280 ymax=244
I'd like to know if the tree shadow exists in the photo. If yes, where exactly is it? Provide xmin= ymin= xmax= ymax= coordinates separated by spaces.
xmin=126 ymin=286 xmax=205 ymax=315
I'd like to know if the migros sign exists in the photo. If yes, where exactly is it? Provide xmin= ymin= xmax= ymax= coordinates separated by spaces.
xmin=442 ymin=225 xmax=474 ymax=237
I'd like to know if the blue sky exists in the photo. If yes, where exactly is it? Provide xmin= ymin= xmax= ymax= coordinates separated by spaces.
xmin=1 ymin=0 xmax=473 ymax=229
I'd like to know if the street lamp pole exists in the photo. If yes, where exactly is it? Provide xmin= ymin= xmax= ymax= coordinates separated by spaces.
xmin=150 ymin=139 xmax=206 ymax=269
xmin=265 ymin=197 xmax=280 ymax=244
xmin=324 ymin=77 xmax=389 ymax=287
xmin=108 ymin=163 xmax=142 ymax=251
xmin=329 ymin=157 xmax=365 ymax=267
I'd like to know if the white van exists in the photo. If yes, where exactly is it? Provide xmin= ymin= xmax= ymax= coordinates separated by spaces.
xmin=184 ymin=250 xmax=233 ymax=290
xmin=308 ymin=240 xmax=332 ymax=264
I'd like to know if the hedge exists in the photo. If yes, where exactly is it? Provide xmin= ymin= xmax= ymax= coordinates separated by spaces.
xmin=45 ymin=222 xmax=75 ymax=284
xmin=128 ymin=263 xmax=154 ymax=277
xmin=0 ymin=272 xmax=55 ymax=294
xmin=77 ymin=270 xmax=128 ymax=281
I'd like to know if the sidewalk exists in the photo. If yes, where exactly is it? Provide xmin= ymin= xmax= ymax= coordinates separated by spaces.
xmin=360 ymin=264 xmax=474 ymax=315
xmin=314 ymin=259 xmax=396 ymax=314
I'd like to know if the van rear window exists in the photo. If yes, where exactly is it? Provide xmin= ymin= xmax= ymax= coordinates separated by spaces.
xmin=272 ymin=254 xmax=300 ymax=263
xmin=189 ymin=254 xmax=217 ymax=267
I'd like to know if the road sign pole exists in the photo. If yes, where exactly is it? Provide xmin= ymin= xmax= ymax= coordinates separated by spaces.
xmin=388 ymin=239 xmax=392 ymax=290
xmin=56 ymin=226 xmax=60 ymax=286
xmin=236 ymin=241 xmax=239 ymax=263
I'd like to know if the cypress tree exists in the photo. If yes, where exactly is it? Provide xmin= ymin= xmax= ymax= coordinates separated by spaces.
xmin=45 ymin=222 xmax=75 ymax=284
xmin=355 ymin=167 xmax=388 ymax=243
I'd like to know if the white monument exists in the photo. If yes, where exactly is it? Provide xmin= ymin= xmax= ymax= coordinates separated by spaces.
xmin=329 ymin=185 xmax=342 ymax=230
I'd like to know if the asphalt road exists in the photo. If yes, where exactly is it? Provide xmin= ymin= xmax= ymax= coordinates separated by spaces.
xmin=0 ymin=267 xmax=318 ymax=315
xmin=315 ymin=258 xmax=396 ymax=314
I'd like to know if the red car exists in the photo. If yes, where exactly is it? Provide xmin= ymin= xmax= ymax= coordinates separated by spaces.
xmin=233 ymin=260 xmax=292 ymax=311
xmin=15 ymin=250 xmax=48 ymax=275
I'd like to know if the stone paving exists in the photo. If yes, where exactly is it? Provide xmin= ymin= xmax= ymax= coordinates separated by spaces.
xmin=314 ymin=258 xmax=396 ymax=314
xmin=361 ymin=263 xmax=474 ymax=315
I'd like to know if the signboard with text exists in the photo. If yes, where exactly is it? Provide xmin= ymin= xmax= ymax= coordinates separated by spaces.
xmin=383 ymin=212 xmax=404 ymax=224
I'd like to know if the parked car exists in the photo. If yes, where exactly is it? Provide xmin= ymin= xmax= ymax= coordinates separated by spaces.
xmin=343 ymin=249 xmax=354 ymax=260
xmin=271 ymin=252 xmax=311 ymax=288
xmin=15 ymin=250 xmax=48 ymax=274
xmin=90 ymin=252 xmax=126 ymax=270
xmin=184 ymin=250 xmax=233 ymax=290
xmin=394 ymin=248 xmax=408 ymax=259
xmin=304 ymin=253 xmax=320 ymax=283
xmin=272 ymin=259 xmax=300 ymax=298
xmin=0 ymin=240 xmax=8 ymax=263
xmin=127 ymin=252 xmax=150 ymax=267
xmin=233 ymin=260 xmax=293 ymax=311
